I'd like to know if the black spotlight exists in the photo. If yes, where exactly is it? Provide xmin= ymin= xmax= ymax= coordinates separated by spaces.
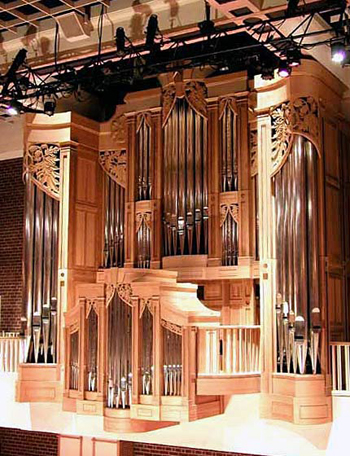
xmin=116 ymin=27 xmax=126 ymax=55
xmin=286 ymin=48 xmax=301 ymax=67
xmin=278 ymin=60 xmax=292 ymax=78
xmin=44 ymin=99 xmax=56 ymax=117
xmin=286 ymin=0 xmax=300 ymax=17
xmin=261 ymin=66 xmax=275 ymax=81
xmin=331 ymin=38 xmax=346 ymax=63
xmin=145 ymin=14 xmax=159 ymax=48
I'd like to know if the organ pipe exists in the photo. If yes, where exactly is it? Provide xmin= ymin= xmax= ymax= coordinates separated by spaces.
xmin=87 ymin=308 xmax=98 ymax=392
xmin=141 ymin=306 xmax=153 ymax=395
xmin=275 ymin=136 xmax=320 ymax=374
xmin=103 ymin=174 xmax=125 ymax=268
xmin=220 ymin=103 xmax=238 ymax=192
xmin=23 ymin=178 xmax=59 ymax=364
xmin=221 ymin=210 xmax=238 ymax=266
xmin=163 ymin=98 xmax=208 ymax=256
xmin=136 ymin=217 xmax=151 ymax=268
xmin=107 ymin=293 xmax=132 ymax=408
xmin=163 ymin=326 xmax=182 ymax=396
xmin=137 ymin=115 xmax=152 ymax=201
xmin=69 ymin=331 xmax=79 ymax=390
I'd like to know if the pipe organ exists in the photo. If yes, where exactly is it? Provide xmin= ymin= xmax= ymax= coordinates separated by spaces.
xmin=163 ymin=92 xmax=208 ymax=257
xmin=16 ymin=63 xmax=349 ymax=428
xmin=22 ymin=143 xmax=60 ymax=365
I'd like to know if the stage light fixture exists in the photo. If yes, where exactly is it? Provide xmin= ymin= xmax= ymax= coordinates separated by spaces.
xmin=286 ymin=48 xmax=301 ymax=67
xmin=331 ymin=38 xmax=346 ymax=63
xmin=286 ymin=0 xmax=300 ymax=17
xmin=6 ymin=105 xmax=18 ymax=116
xmin=44 ymin=99 xmax=56 ymax=117
xmin=145 ymin=15 xmax=159 ymax=48
xmin=278 ymin=61 xmax=292 ymax=78
xmin=116 ymin=27 xmax=126 ymax=55
xmin=261 ymin=65 xmax=275 ymax=81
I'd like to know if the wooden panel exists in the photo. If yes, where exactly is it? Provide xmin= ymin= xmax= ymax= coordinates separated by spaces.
xmin=74 ymin=210 xmax=86 ymax=266
xmin=85 ymin=212 xmax=97 ymax=267
xmin=328 ymin=273 xmax=344 ymax=341
xmin=324 ymin=120 xmax=339 ymax=181
xmin=325 ymin=185 xmax=342 ymax=263
xmin=197 ymin=375 xmax=260 ymax=395
xmin=76 ymin=157 xmax=97 ymax=205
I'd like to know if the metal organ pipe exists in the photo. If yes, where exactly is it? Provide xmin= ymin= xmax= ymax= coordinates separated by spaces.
xmin=23 ymin=178 xmax=59 ymax=364
xmin=274 ymin=136 xmax=320 ymax=374
xmin=163 ymin=98 xmax=208 ymax=256
xmin=103 ymin=174 xmax=125 ymax=268
xmin=107 ymin=294 xmax=132 ymax=409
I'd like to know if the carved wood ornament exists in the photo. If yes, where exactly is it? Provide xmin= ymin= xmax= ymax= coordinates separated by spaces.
xmin=24 ymin=143 xmax=60 ymax=200
xmin=136 ymin=211 xmax=152 ymax=233
xmin=116 ymin=283 xmax=133 ymax=307
xmin=220 ymin=203 xmax=239 ymax=227
xmin=161 ymin=319 xmax=182 ymax=335
xmin=99 ymin=150 xmax=127 ymax=188
xmin=250 ymin=128 xmax=258 ymax=177
xmin=111 ymin=113 xmax=127 ymax=144
xmin=162 ymin=80 xmax=207 ymax=126
xmin=140 ymin=297 xmax=153 ymax=317
xmin=270 ymin=96 xmax=319 ymax=176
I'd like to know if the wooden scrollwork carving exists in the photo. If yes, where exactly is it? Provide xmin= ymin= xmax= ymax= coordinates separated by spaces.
xmin=99 ymin=149 xmax=127 ymax=188
xmin=140 ymin=297 xmax=153 ymax=317
xmin=220 ymin=203 xmax=239 ymax=227
xmin=86 ymin=299 xmax=98 ymax=318
xmin=24 ymin=143 xmax=60 ymax=200
xmin=162 ymin=80 xmax=207 ymax=126
xmin=161 ymin=319 xmax=182 ymax=335
xmin=111 ymin=114 xmax=127 ymax=144
xmin=105 ymin=283 xmax=116 ymax=307
xmin=219 ymin=96 xmax=237 ymax=118
xmin=250 ymin=128 xmax=258 ymax=177
xmin=136 ymin=211 xmax=152 ymax=233
xmin=271 ymin=96 xmax=319 ymax=175
xmin=117 ymin=283 xmax=133 ymax=307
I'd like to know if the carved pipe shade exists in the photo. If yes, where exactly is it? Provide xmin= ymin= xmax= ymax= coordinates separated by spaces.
xmin=99 ymin=150 xmax=127 ymax=188
xmin=24 ymin=143 xmax=60 ymax=200
xmin=270 ymin=97 xmax=319 ymax=177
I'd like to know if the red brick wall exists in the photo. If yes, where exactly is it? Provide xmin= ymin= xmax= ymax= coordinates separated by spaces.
xmin=0 ymin=158 xmax=24 ymax=332
xmin=124 ymin=442 xmax=260 ymax=456
xmin=0 ymin=427 xmax=58 ymax=456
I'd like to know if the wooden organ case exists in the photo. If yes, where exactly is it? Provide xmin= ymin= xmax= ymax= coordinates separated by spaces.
xmin=16 ymin=62 xmax=350 ymax=429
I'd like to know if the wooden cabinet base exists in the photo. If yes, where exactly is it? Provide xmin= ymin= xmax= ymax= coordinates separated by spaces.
xmin=104 ymin=408 xmax=175 ymax=433
xmin=76 ymin=399 xmax=104 ymax=415
xmin=16 ymin=363 xmax=62 ymax=403
xmin=260 ymin=374 xmax=332 ymax=424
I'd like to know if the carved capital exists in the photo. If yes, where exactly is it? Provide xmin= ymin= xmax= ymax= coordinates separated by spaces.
xmin=161 ymin=318 xmax=182 ymax=335
xmin=116 ymin=283 xmax=133 ymax=307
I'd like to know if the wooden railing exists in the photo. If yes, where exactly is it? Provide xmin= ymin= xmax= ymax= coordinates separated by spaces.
xmin=0 ymin=333 xmax=25 ymax=373
xmin=197 ymin=325 xmax=260 ymax=376
xmin=330 ymin=342 xmax=350 ymax=394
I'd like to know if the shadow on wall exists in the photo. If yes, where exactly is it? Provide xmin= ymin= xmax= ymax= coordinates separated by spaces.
xmin=129 ymin=0 xmax=181 ymax=41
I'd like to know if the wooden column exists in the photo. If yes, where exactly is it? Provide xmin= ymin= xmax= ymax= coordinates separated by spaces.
xmin=125 ymin=115 xmax=137 ymax=267
xmin=150 ymin=109 xmax=162 ymax=268
xmin=256 ymin=113 xmax=275 ymax=398
xmin=207 ymin=99 xmax=221 ymax=266
xmin=237 ymin=95 xmax=253 ymax=261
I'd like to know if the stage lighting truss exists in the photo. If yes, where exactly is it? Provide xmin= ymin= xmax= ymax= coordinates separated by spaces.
xmin=0 ymin=0 xmax=347 ymax=116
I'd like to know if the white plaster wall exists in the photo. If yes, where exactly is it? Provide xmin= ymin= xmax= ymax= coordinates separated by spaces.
xmin=0 ymin=116 xmax=23 ymax=161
